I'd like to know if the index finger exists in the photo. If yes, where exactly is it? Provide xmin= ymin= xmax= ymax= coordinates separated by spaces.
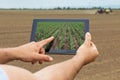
xmin=37 ymin=36 xmax=54 ymax=47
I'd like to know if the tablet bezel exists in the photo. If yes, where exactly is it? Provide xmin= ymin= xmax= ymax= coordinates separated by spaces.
xmin=30 ymin=19 xmax=89 ymax=54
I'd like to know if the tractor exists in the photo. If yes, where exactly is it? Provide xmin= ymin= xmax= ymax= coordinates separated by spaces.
xmin=95 ymin=8 xmax=112 ymax=14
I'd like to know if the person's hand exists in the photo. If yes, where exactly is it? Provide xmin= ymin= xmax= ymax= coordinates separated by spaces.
xmin=76 ymin=32 xmax=99 ymax=65
xmin=12 ymin=36 xmax=54 ymax=64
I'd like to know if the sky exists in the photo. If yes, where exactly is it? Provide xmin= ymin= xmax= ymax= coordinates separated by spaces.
xmin=0 ymin=0 xmax=120 ymax=9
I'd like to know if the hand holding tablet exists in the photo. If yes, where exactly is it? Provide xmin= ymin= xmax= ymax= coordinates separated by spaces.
xmin=30 ymin=19 xmax=89 ymax=54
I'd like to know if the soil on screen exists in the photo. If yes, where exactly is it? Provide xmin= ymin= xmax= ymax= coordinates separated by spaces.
xmin=49 ymin=32 xmax=60 ymax=50
xmin=35 ymin=22 xmax=84 ymax=51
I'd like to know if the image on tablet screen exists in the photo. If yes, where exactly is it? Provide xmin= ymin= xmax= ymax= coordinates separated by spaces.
xmin=31 ymin=19 xmax=89 ymax=54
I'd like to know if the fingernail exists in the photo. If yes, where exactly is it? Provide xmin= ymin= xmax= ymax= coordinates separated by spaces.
xmin=51 ymin=36 xmax=54 ymax=39
xmin=87 ymin=32 xmax=90 ymax=36
xmin=49 ymin=57 xmax=53 ymax=61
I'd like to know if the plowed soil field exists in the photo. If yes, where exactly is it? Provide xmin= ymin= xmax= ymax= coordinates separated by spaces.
xmin=0 ymin=10 xmax=120 ymax=80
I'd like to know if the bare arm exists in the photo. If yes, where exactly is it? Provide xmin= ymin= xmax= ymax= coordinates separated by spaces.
xmin=0 ymin=48 xmax=14 ymax=64
xmin=0 ymin=36 xmax=54 ymax=64
xmin=0 ymin=33 xmax=99 ymax=80
xmin=34 ymin=32 xmax=99 ymax=80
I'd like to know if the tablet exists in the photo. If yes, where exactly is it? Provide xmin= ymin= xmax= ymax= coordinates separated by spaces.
xmin=30 ymin=19 xmax=89 ymax=54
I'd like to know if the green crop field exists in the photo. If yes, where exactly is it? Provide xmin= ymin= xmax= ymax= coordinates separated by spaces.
xmin=35 ymin=22 xmax=85 ymax=51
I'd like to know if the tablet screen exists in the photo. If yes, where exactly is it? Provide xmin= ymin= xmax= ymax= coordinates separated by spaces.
xmin=31 ymin=19 xmax=89 ymax=54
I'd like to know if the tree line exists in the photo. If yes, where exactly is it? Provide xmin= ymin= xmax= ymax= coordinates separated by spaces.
xmin=0 ymin=7 xmax=120 ymax=10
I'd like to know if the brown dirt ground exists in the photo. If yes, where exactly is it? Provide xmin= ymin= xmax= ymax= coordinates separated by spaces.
xmin=0 ymin=10 xmax=120 ymax=80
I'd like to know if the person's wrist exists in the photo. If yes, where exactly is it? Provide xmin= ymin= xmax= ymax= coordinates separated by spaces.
xmin=3 ymin=48 xmax=19 ymax=61
xmin=72 ymin=53 xmax=86 ymax=66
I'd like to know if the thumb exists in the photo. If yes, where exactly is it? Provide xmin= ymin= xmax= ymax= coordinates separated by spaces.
xmin=84 ymin=32 xmax=91 ymax=45
xmin=35 ymin=54 xmax=53 ymax=62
